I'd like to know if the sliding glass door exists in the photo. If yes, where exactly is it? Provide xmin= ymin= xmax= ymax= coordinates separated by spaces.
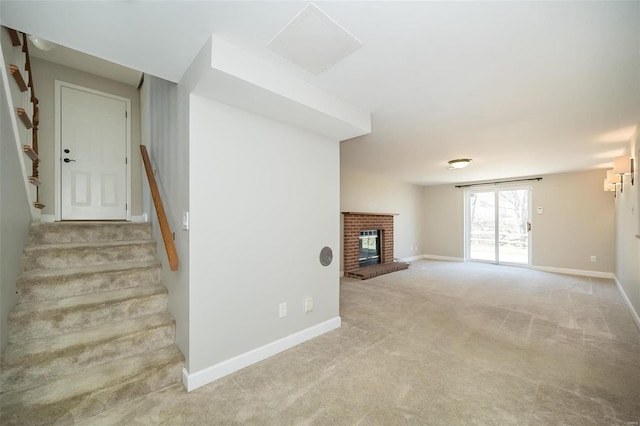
xmin=466 ymin=187 xmax=531 ymax=265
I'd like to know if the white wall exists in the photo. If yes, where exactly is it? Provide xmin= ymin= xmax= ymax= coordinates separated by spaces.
xmin=421 ymin=170 xmax=615 ymax=273
xmin=140 ymin=75 xmax=190 ymax=366
xmin=0 ymin=47 xmax=32 ymax=351
xmin=30 ymin=57 xmax=143 ymax=216
xmin=340 ymin=168 xmax=424 ymax=269
xmin=615 ymin=127 xmax=640 ymax=324
xmin=188 ymin=95 xmax=340 ymax=373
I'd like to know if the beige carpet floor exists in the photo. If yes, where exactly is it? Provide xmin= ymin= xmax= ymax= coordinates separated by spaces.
xmin=84 ymin=260 xmax=640 ymax=425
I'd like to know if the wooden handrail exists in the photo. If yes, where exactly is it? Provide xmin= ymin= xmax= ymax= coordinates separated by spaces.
xmin=140 ymin=145 xmax=179 ymax=271
xmin=19 ymin=31 xmax=43 ymax=208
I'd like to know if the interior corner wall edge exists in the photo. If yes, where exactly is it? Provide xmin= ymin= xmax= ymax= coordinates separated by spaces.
xmin=141 ymin=74 xmax=190 ymax=368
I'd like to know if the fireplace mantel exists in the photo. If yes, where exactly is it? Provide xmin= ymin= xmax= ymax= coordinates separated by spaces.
xmin=341 ymin=212 xmax=399 ymax=216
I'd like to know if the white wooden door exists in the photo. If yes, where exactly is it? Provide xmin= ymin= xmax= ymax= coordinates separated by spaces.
xmin=61 ymin=86 xmax=128 ymax=220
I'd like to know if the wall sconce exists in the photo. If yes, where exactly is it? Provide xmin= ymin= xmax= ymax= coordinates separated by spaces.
xmin=604 ymin=177 xmax=616 ymax=197
xmin=606 ymin=169 xmax=621 ymax=197
xmin=613 ymin=155 xmax=634 ymax=193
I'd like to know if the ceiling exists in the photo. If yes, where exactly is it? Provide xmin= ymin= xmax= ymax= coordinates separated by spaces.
xmin=2 ymin=1 xmax=638 ymax=185
xmin=27 ymin=41 xmax=142 ymax=87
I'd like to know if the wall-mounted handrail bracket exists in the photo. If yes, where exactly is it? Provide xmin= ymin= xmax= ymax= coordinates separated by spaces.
xmin=140 ymin=145 xmax=180 ymax=271
xmin=17 ymin=108 xmax=33 ymax=129
xmin=22 ymin=145 xmax=39 ymax=161
xmin=9 ymin=64 xmax=28 ymax=92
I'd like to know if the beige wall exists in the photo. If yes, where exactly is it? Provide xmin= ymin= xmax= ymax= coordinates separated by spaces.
xmin=615 ymin=127 xmax=640 ymax=322
xmin=340 ymin=167 xmax=423 ymax=270
xmin=421 ymin=170 xmax=615 ymax=273
xmin=30 ymin=57 xmax=142 ymax=216
xmin=421 ymin=184 xmax=464 ymax=259
xmin=532 ymin=170 xmax=615 ymax=272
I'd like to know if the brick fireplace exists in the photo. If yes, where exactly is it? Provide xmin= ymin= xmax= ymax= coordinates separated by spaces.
xmin=342 ymin=212 xmax=397 ymax=273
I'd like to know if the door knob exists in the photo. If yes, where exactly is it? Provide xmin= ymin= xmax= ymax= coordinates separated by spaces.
xmin=63 ymin=158 xmax=76 ymax=163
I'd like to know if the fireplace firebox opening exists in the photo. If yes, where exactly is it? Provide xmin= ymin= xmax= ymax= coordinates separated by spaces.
xmin=359 ymin=230 xmax=381 ymax=267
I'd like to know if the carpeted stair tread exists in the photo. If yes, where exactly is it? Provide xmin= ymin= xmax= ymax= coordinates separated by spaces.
xmin=8 ymin=285 xmax=168 ymax=342
xmin=19 ymin=259 xmax=161 ymax=280
xmin=22 ymin=240 xmax=157 ymax=272
xmin=2 ymin=312 xmax=175 ymax=393
xmin=29 ymin=221 xmax=152 ymax=244
xmin=2 ymin=221 xmax=183 ymax=423
xmin=0 ymin=345 xmax=184 ymax=426
xmin=17 ymin=260 xmax=161 ymax=303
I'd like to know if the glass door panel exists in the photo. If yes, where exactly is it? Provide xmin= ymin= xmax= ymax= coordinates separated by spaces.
xmin=498 ymin=189 xmax=529 ymax=264
xmin=466 ymin=187 xmax=531 ymax=265
xmin=468 ymin=191 xmax=496 ymax=262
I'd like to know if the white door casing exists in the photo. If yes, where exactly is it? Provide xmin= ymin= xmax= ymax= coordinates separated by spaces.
xmin=55 ymin=81 xmax=131 ymax=220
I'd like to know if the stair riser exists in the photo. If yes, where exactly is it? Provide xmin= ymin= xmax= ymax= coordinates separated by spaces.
xmin=23 ymin=243 xmax=157 ymax=272
xmin=17 ymin=267 xmax=161 ymax=303
xmin=2 ymin=323 xmax=175 ymax=393
xmin=8 ymin=292 xmax=168 ymax=342
xmin=0 ymin=356 xmax=183 ymax=426
xmin=29 ymin=223 xmax=152 ymax=244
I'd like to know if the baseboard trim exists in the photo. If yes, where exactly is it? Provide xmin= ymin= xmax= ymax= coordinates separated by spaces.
xmin=401 ymin=255 xmax=423 ymax=262
xmin=614 ymin=276 xmax=640 ymax=332
xmin=182 ymin=316 xmax=341 ymax=392
xmin=130 ymin=214 xmax=147 ymax=223
xmin=422 ymin=254 xmax=465 ymax=262
xmin=40 ymin=214 xmax=55 ymax=223
xmin=531 ymin=265 xmax=614 ymax=279
xmin=39 ymin=214 xmax=147 ymax=223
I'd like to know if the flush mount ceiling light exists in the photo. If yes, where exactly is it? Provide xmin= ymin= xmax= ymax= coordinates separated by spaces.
xmin=28 ymin=35 xmax=56 ymax=51
xmin=447 ymin=158 xmax=472 ymax=169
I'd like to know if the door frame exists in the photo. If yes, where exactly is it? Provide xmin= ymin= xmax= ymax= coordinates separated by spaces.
xmin=464 ymin=184 xmax=532 ymax=265
xmin=54 ymin=80 xmax=131 ymax=221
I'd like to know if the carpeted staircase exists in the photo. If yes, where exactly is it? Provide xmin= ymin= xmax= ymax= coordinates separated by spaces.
xmin=0 ymin=221 xmax=184 ymax=425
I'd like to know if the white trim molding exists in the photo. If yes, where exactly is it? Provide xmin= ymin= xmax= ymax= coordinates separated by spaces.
xmin=614 ymin=276 xmax=640 ymax=332
xmin=422 ymin=254 xmax=465 ymax=262
xmin=531 ymin=265 xmax=615 ymax=279
xmin=401 ymin=255 xmax=424 ymax=262
xmin=182 ymin=316 xmax=341 ymax=392
xmin=39 ymin=214 xmax=56 ymax=223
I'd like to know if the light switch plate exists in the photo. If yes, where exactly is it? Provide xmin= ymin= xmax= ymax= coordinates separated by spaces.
xmin=182 ymin=211 xmax=189 ymax=230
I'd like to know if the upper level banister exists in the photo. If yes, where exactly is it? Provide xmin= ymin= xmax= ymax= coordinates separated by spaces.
xmin=140 ymin=145 xmax=179 ymax=271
